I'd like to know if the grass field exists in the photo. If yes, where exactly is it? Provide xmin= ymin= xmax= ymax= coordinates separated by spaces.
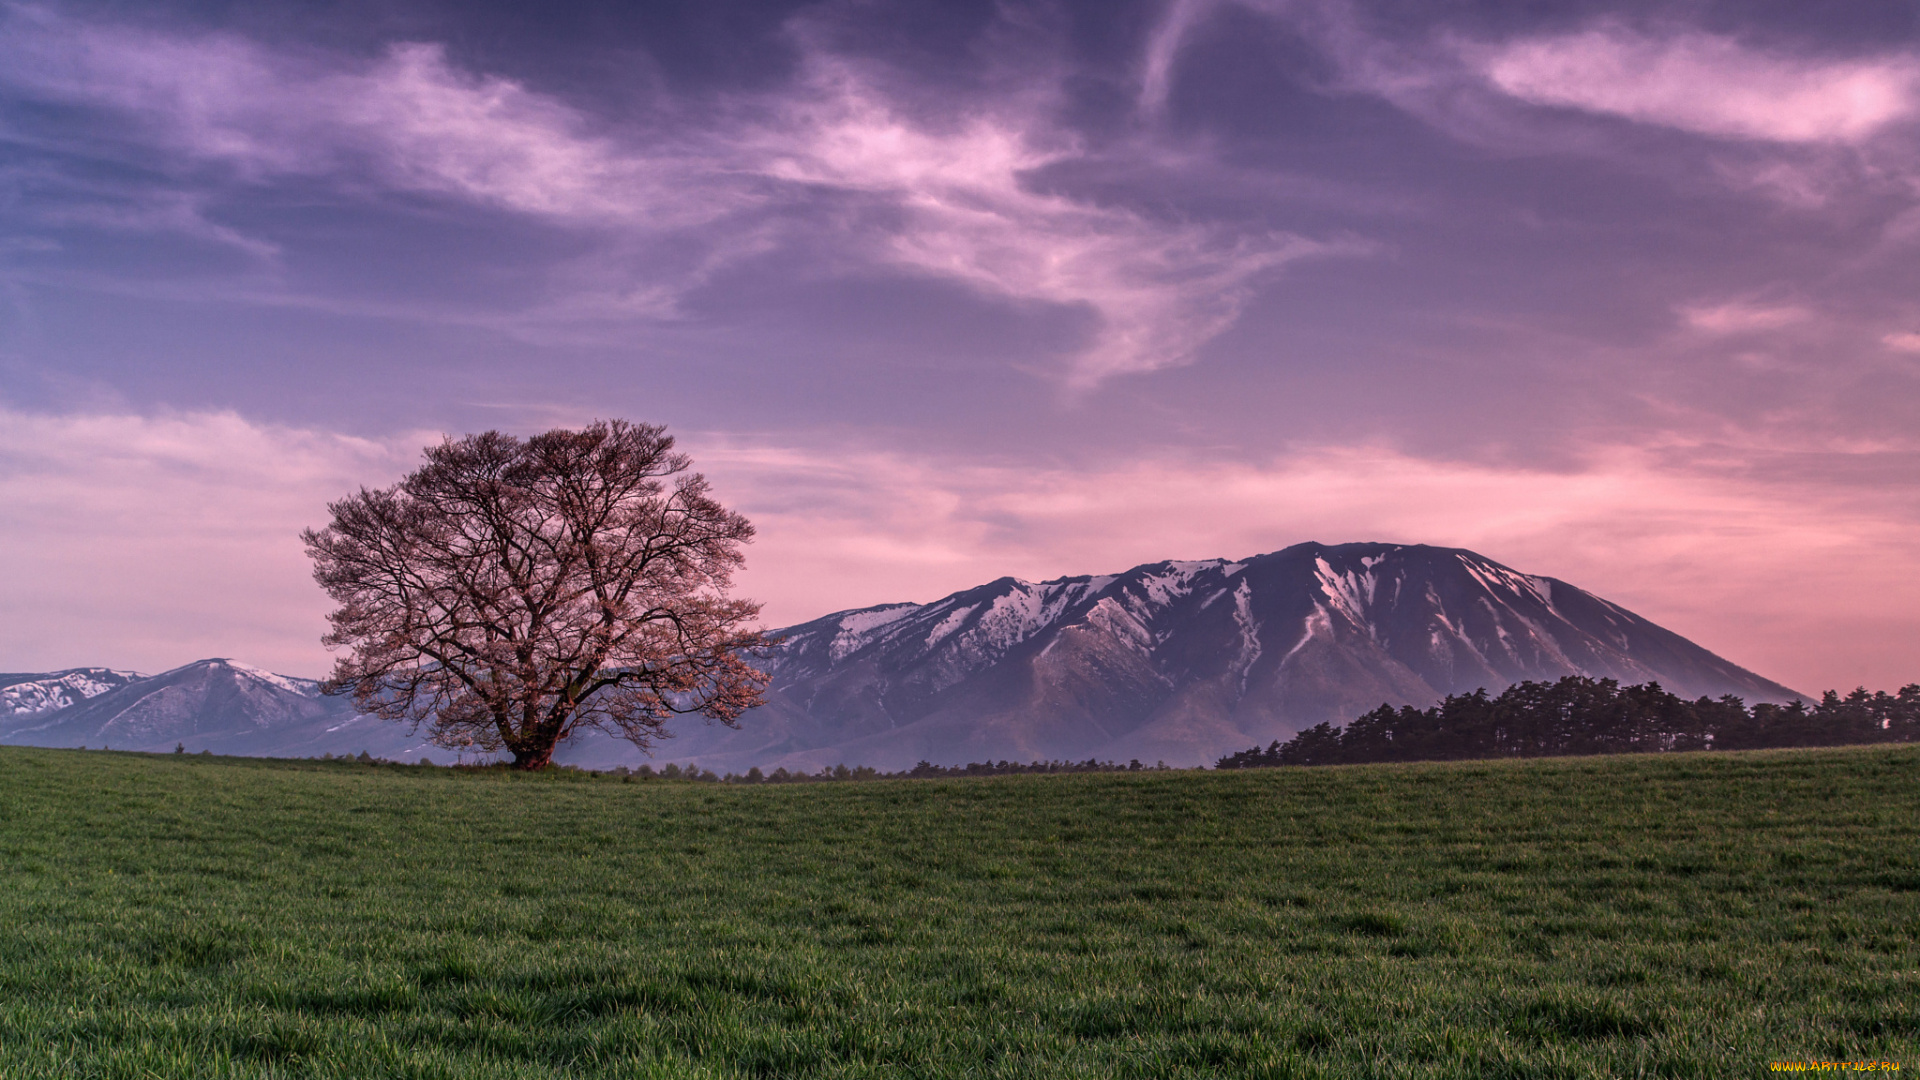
xmin=1 ymin=745 xmax=1915 ymax=1078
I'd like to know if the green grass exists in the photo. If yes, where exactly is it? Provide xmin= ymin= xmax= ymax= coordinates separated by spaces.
xmin=1 ymin=745 xmax=1916 ymax=1078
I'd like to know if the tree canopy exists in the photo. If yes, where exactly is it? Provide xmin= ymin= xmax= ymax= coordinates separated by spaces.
xmin=303 ymin=420 xmax=769 ymax=770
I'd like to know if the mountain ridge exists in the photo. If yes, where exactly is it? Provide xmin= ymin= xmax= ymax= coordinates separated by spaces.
xmin=0 ymin=542 xmax=1804 ymax=771
xmin=636 ymin=541 xmax=1800 ymax=771
xmin=2 ymin=668 xmax=145 ymax=716
xmin=0 ymin=658 xmax=435 ymax=761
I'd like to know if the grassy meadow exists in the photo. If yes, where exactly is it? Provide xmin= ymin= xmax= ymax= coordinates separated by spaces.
xmin=0 ymin=744 xmax=1915 ymax=1078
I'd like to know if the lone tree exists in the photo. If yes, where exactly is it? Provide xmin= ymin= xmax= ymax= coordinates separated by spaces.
xmin=303 ymin=420 xmax=770 ymax=770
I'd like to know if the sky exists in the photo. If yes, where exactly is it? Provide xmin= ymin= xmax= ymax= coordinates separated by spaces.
xmin=1 ymin=0 xmax=1917 ymax=696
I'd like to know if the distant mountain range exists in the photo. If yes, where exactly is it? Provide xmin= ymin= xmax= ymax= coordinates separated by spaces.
xmin=1 ymin=667 xmax=142 ymax=715
xmin=0 ymin=659 xmax=436 ymax=761
xmin=0 ymin=543 xmax=1804 ymax=770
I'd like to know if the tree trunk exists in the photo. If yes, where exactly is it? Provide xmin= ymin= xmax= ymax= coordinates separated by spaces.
xmin=509 ymin=741 xmax=557 ymax=770
xmin=508 ymin=714 xmax=574 ymax=770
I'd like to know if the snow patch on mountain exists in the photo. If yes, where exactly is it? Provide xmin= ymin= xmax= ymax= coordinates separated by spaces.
xmin=973 ymin=585 xmax=1052 ymax=654
xmin=1135 ymin=561 xmax=1220 ymax=608
xmin=922 ymin=604 xmax=977 ymax=652
xmin=1230 ymin=578 xmax=1262 ymax=694
xmin=223 ymin=660 xmax=320 ymax=696
xmin=1081 ymin=596 xmax=1155 ymax=653
xmin=1 ymin=668 xmax=144 ymax=715
xmin=1458 ymin=555 xmax=1555 ymax=611
xmin=1280 ymin=602 xmax=1331 ymax=668
xmin=1315 ymin=555 xmax=1380 ymax=635
xmin=823 ymin=604 xmax=919 ymax=661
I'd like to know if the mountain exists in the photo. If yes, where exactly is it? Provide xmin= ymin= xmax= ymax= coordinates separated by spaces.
xmin=616 ymin=541 xmax=1801 ymax=773
xmin=0 ymin=659 xmax=440 ymax=761
xmin=0 ymin=542 xmax=1804 ymax=772
xmin=2 ymin=667 xmax=145 ymax=715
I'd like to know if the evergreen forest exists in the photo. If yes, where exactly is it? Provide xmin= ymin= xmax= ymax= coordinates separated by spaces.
xmin=1218 ymin=677 xmax=1920 ymax=769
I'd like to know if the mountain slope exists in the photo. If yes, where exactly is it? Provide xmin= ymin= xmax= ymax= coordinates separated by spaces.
xmin=635 ymin=542 xmax=1800 ymax=772
xmin=0 ymin=543 xmax=1804 ymax=772
xmin=0 ymin=659 xmax=437 ymax=760
xmin=1 ymin=668 xmax=145 ymax=716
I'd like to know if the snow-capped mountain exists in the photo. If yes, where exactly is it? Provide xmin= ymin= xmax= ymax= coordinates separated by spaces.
xmin=632 ymin=542 xmax=1801 ymax=772
xmin=0 ymin=543 xmax=1805 ymax=772
xmin=1 ymin=667 xmax=144 ymax=715
xmin=0 ymin=658 xmax=438 ymax=760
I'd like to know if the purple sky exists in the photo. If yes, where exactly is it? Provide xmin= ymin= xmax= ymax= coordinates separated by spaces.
xmin=2 ymin=0 xmax=1917 ymax=696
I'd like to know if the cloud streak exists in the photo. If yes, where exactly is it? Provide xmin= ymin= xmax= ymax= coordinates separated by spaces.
xmin=0 ymin=14 xmax=730 ymax=225
xmin=1680 ymin=301 xmax=1811 ymax=334
xmin=1480 ymin=25 xmax=1919 ymax=144
xmin=1140 ymin=3 xmax=1920 ymax=216
xmin=760 ymin=57 xmax=1343 ymax=383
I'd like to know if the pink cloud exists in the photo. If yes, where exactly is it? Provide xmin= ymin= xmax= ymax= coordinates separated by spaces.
xmin=1481 ymin=26 xmax=1919 ymax=144
xmin=1679 ymin=301 xmax=1811 ymax=333
xmin=1140 ymin=5 xmax=1920 ymax=213
xmin=758 ymin=59 xmax=1349 ymax=384
xmin=0 ymin=12 xmax=719 ymax=225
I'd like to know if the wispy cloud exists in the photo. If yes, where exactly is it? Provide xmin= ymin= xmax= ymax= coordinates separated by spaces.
xmin=0 ymin=5 xmax=1343 ymax=386
xmin=1140 ymin=0 xmax=1220 ymax=115
xmin=760 ymin=56 xmax=1343 ymax=384
xmin=0 ymin=9 xmax=719 ymax=224
xmin=1885 ymin=331 xmax=1920 ymax=353
xmin=1139 ymin=4 xmax=1920 ymax=215
xmin=1479 ymin=25 xmax=1919 ymax=144
xmin=0 ymin=163 xmax=282 ymax=258
xmin=1679 ymin=301 xmax=1811 ymax=334
xmin=1711 ymin=156 xmax=1860 ymax=209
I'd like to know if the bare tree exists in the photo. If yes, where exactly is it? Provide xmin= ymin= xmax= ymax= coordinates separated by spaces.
xmin=303 ymin=420 xmax=770 ymax=770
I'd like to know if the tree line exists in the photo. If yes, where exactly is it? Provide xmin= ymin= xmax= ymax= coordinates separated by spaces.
xmin=303 ymin=757 xmax=1185 ymax=782
xmin=627 ymin=758 xmax=1175 ymax=783
xmin=1217 ymin=677 xmax=1920 ymax=769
